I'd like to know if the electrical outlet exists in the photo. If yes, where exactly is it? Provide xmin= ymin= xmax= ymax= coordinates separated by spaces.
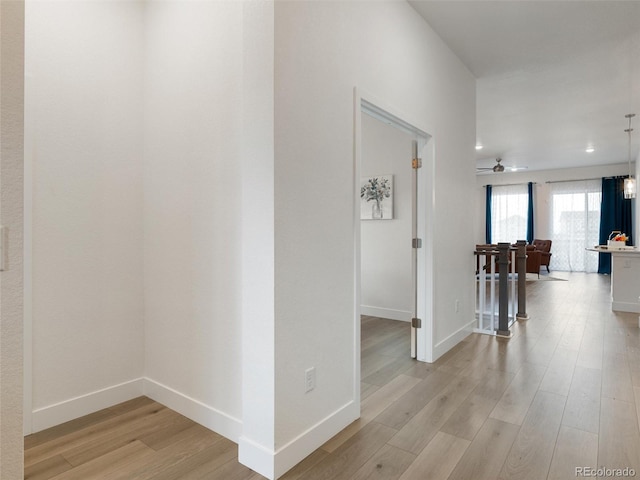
xmin=305 ymin=367 xmax=316 ymax=393
xmin=455 ymin=299 xmax=460 ymax=313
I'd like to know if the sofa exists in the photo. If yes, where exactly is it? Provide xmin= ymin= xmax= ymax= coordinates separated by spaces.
xmin=532 ymin=239 xmax=552 ymax=272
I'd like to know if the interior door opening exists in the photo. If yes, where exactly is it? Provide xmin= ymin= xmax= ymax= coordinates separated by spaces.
xmin=355 ymin=93 xmax=433 ymax=410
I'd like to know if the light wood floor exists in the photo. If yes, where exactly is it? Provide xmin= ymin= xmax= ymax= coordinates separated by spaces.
xmin=26 ymin=273 xmax=640 ymax=480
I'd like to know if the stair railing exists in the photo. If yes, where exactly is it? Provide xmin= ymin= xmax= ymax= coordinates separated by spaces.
xmin=474 ymin=241 xmax=528 ymax=337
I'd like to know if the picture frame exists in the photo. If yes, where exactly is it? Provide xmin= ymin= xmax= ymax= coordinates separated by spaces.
xmin=360 ymin=174 xmax=393 ymax=220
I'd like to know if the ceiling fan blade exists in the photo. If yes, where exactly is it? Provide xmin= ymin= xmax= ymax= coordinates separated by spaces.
xmin=476 ymin=165 xmax=529 ymax=173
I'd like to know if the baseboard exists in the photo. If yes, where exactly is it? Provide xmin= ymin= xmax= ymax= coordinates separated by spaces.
xmin=239 ymin=399 xmax=359 ymax=480
xmin=612 ymin=301 xmax=640 ymax=313
xmin=432 ymin=319 xmax=475 ymax=361
xmin=238 ymin=436 xmax=277 ymax=480
xmin=143 ymin=377 xmax=242 ymax=443
xmin=31 ymin=378 xmax=144 ymax=433
xmin=360 ymin=306 xmax=411 ymax=322
xmin=31 ymin=376 xmax=243 ymax=445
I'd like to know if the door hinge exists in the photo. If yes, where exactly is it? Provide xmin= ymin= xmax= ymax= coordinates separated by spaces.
xmin=412 ymin=238 xmax=422 ymax=249
xmin=412 ymin=158 xmax=422 ymax=169
xmin=411 ymin=318 xmax=422 ymax=328
xmin=0 ymin=226 xmax=6 ymax=271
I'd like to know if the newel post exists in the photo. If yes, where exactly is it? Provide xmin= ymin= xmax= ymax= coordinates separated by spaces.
xmin=496 ymin=242 xmax=511 ymax=337
xmin=516 ymin=240 xmax=529 ymax=321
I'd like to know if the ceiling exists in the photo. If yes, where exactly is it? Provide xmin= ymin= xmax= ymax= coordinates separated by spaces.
xmin=409 ymin=0 xmax=640 ymax=173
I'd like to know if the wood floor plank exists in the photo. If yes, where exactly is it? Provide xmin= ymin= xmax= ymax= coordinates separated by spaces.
xmin=602 ymin=352 xmax=635 ymax=402
xmin=547 ymin=426 xmax=598 ymax=480
xmin=24 ymin=398 xmax=156 ymax=451
xmin=48 ymin=440 xmax=156 ymax=480
xmin=576 ymin=332 xmax=604 ymax=371
xmin=447 ymin=418 xmax=520 ymax=480
xmin=487 ymin=334 xmax=532 ymax=376
xmin=538 ymin=347 xmax=578 ymax=396
xmin=397 ymin=431 xmax=470 ymax=480
xmin=524 ymin=335 xmax=560 ymax=367
xmin=375 ymin=330 xmax=411 ymax=357
xmin=361 ymin=319 xmax=405 ymax=354
xmin=26 ymin=401 xmax=165 ymax=467
xmin=148 ymin=442 xmax=239 ymax=480
xmin=441 ymin=368 xmax=515 ymax=441
xmin=302 ymin=422 xmax=398 ymax=480
xmin=101 ymin=424 xmax=228 ymax=480
xmin=561 ymin=366 xmax=601 ymax=434
xmin=107 ymin=396 xmax=158 ymax=416
xmin=497 ymin=390 xmax=566 ymax=480
xmin=489 ymin=362 xmax=547 ymax=426
xmin=24 ymin=410 xmax=119 ymax=452
xmin=628 ymin=347 xmax=640 ymax=387
xmin=349 ymin=444 xmax=416 ymax=480
xmin=61 ymin=407 xmax=179 ymax=466
xmin=198 ymin=459 xmax=255 ymax=480
xmin=598 ymin=396 xmax=640 ymax=474
xmin=139 ymin=414 xmax=218 ymax=451
xmin=373 ymin=371 xmax=454 ymax=430
xmin=440 ymin=334 xmax=493 ymax=373
xmin=321 ymin=374 xmax=421 ymax=453
xmin=386 ymin=374 xmax=479 ymax=454
xmin=557 ymin=320 xmax=585 ymax=352
xmin=279 ymin=449 xmax=330 ymax=480
xmin=363 ymin=355 xmax=416 ymax=387
xmin=362 ymin=375 xmax=425 ymax=424
xmin=360 ymin=382 xmax=380 ymax=401
xmin=401 ymin=361 xmax=439 ymax=380
xmin=24 ymin=454 xmax=73 ymax=480
xmin=361 ymin=353 xmax=399 ymax=381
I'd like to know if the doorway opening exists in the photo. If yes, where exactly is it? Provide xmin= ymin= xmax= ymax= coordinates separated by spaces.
xmin=353 ymin=90 xmax=434 ymax=410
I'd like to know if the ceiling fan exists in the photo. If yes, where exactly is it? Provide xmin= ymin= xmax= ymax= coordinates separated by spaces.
xmin=476 ymin=158 xmax=528 ymax=174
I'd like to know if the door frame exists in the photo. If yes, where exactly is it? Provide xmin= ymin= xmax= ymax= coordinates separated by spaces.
xmin=353 ymin=88 xmax=435 ymax=406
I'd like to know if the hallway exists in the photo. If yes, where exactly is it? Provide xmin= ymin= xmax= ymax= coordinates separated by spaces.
xmin=25 ymin=273 xmax=640 ymax=479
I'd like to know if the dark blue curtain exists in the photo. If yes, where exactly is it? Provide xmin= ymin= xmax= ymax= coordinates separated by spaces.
xmin=526 ymin=182 xmax=534 ymax=243
xmin=485 ymin=185 xmax=492 ymax=244
xmin=598 ymin=176 xmax=634 ymax=274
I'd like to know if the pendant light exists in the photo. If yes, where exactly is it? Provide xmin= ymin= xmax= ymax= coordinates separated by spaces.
xmin=624 ymin=113 xmax=636 ymax=199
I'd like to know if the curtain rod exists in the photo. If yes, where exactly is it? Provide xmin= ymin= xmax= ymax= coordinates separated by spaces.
xmin=482 ymin=182 xmax=537 ymax=188
xmin=546 ymin=175 xmax=629 ymax=184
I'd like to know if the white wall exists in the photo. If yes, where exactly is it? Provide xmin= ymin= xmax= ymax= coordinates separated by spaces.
xmin=21 ymin=3 xmax=476 ymax=479
xmin=361 ymin=114 xmax=413 ymax=321
xmin=239 ymin=0 xmax=276 ymax=473
xmin=142 ymin=0 xmax=244 ymax=438
xmin=25 ymin=0 xmax=257 ymax=459
xmin=25 ymin=1 xmax=145 ymax=431
xmin=273 ymin=1 xmax=475 ymax=476
xmin=0 ymin=1 xmax=25 ymax=477
xmin=474 ymin=163 xmax=634 ymax=245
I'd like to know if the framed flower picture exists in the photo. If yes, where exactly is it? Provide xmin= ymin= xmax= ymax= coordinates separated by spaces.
xmin=360 ymin=174 xmax=393 ymax=220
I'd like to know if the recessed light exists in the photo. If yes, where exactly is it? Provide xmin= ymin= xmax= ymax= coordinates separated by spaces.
xmin=586 ymin=146 xmax=595 ymax=153
xmin=475 ymin=144 xmax=483 ymax=150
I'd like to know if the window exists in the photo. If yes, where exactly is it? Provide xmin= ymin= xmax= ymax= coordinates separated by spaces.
xmin=491 ymin=184 xmax=529 ymax=243
xmin=549 ymin=179 xmax=601 ymax=272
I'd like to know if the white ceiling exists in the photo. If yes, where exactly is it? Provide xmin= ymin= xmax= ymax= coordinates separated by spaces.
xmin=409 ymin=0 xmax=640 ymax=173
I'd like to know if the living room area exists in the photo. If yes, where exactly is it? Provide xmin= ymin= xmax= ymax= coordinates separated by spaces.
xmin=475 ymin=162 xmax=638 ymax=277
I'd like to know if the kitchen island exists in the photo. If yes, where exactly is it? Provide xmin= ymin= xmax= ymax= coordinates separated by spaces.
xmin=588 ymin=246 xmax=640 ymax=313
